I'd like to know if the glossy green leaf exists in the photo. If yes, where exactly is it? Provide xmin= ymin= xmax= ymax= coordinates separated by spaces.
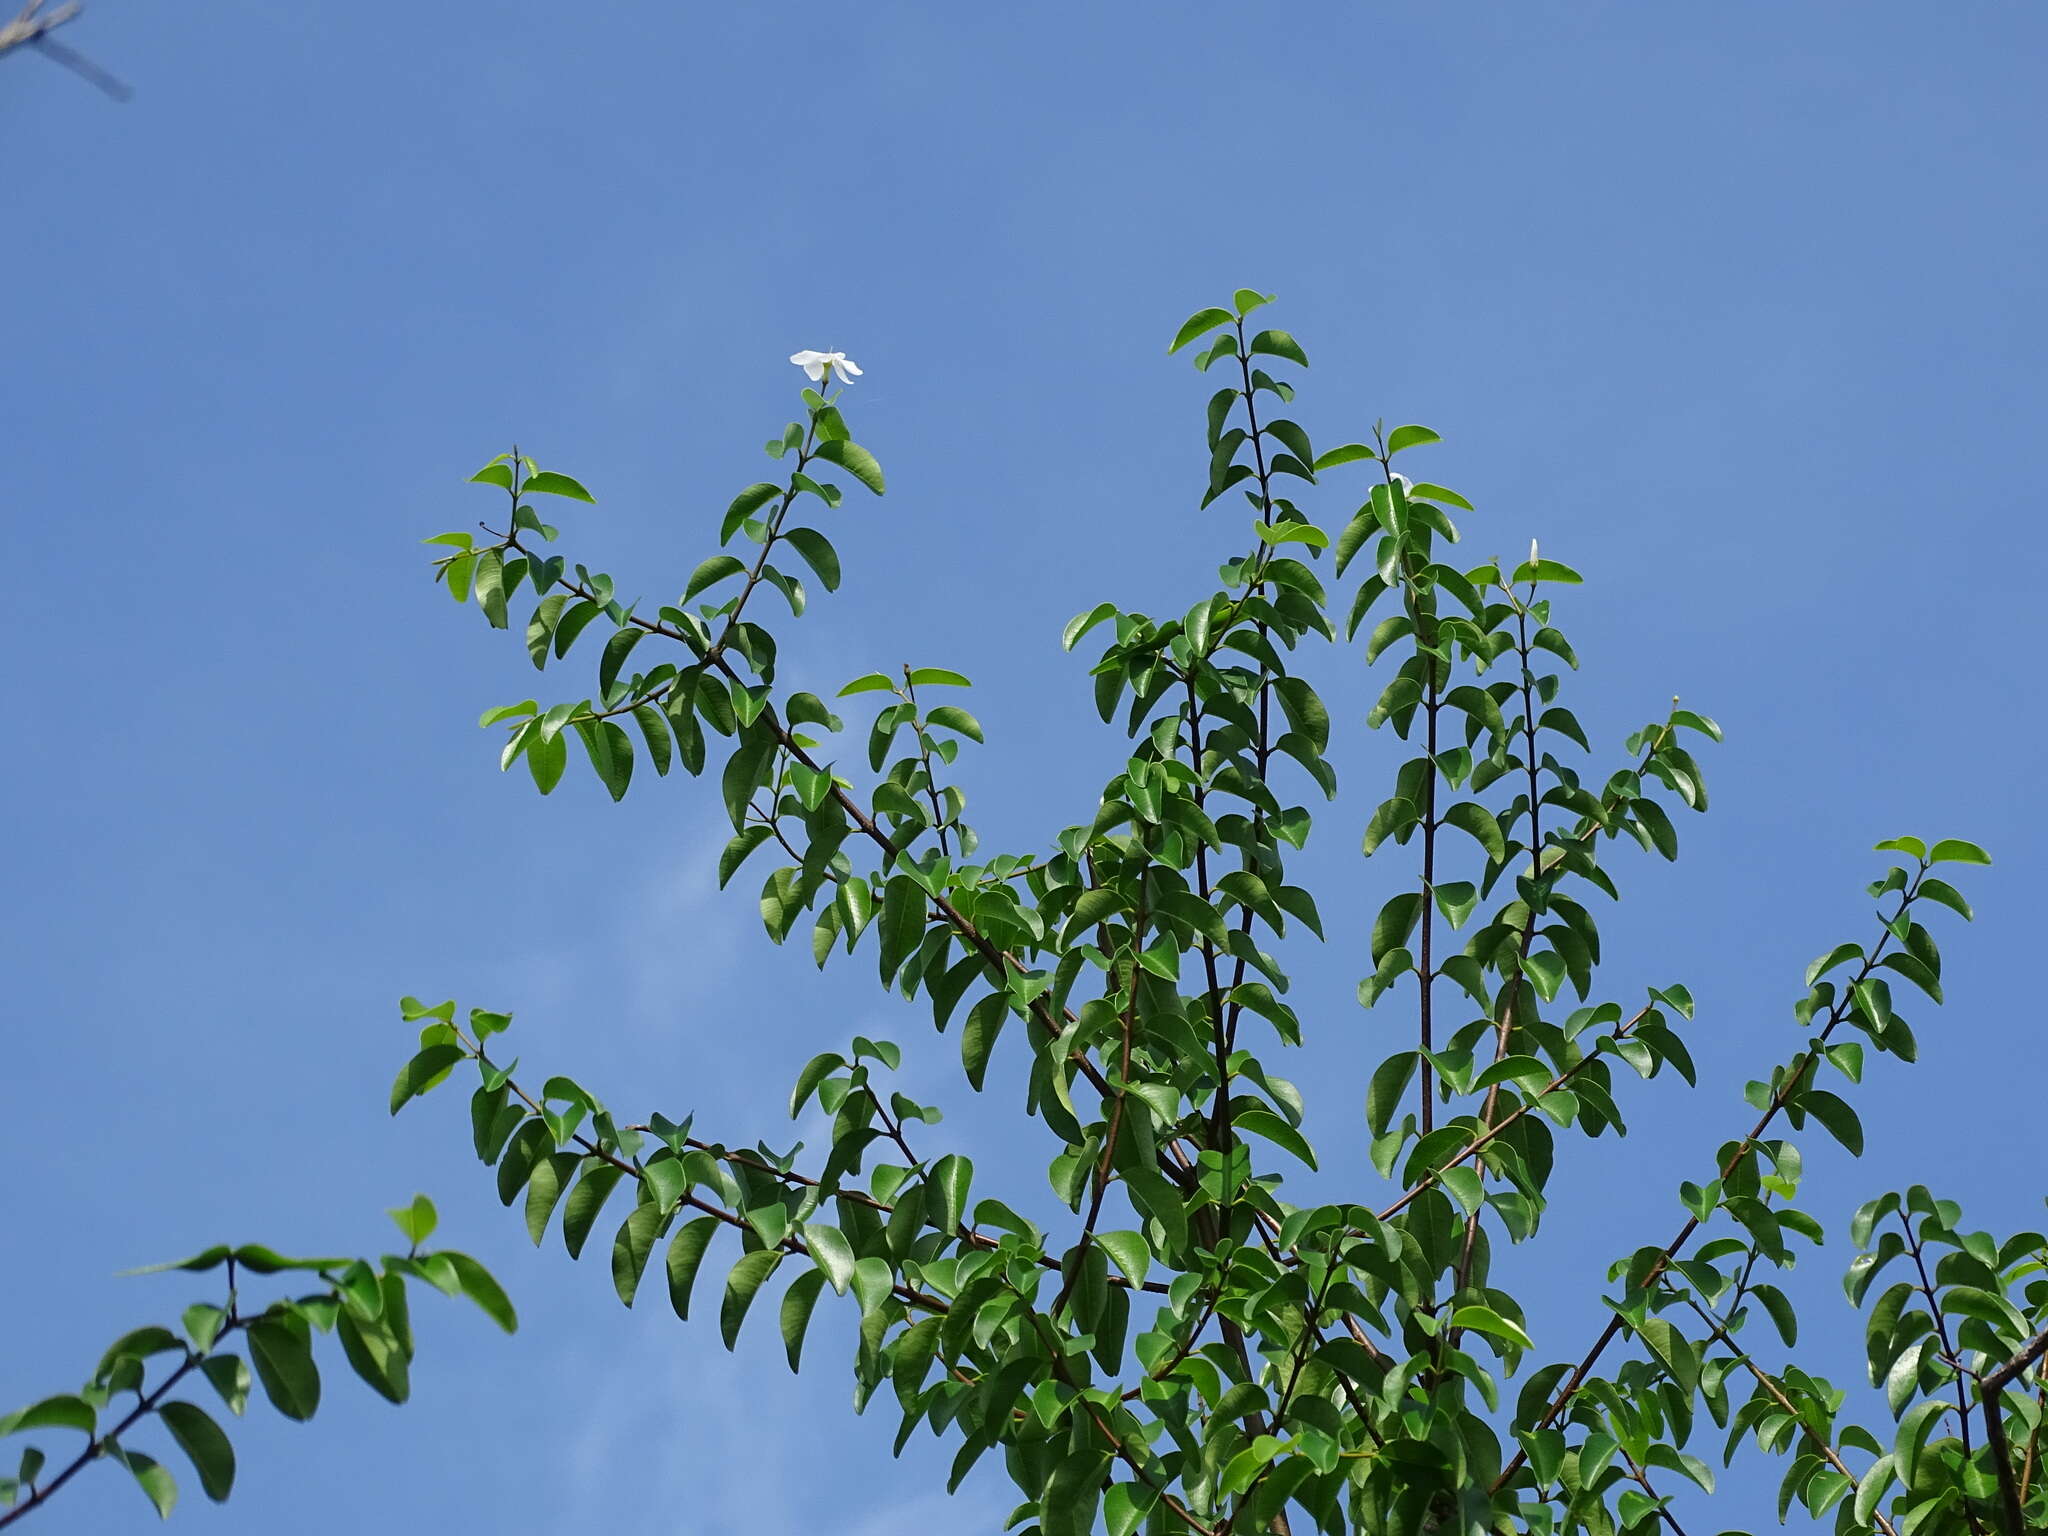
xmin=720 ymin=1250 xmax=782 ymax=1348
xmin=1247 ymin=330 xmax=1308 ymax=366
xmin=246 ymin=1320 xmax=320 ymax=1422
xmin=443 ymin=1252 xmax=518 ymax=1334
xmin=157 ymin=1401 xmax=234 ymax=1503
xmin=1385 ymin=425 xmax=1441 ymax=455
xmin=0 ymin=1395 xmax=95 ymax=1437
xmin=814 ymin=439 xmax=885 ymax=495
xmin=389 ymin=1045 xmax=465 ymax=1114
xmin=1928 ymin=838 xmax=1989 ymax=865
xmin=1168 ymin=307 xmax=1234 ymax=353
xmin=665 ymin=1217 xmax=720 ymax=1321
xmin=523 ymin=470 xmax=594 ymax=501
xmin=106 ymin=1445 xmax=177 ymax=1519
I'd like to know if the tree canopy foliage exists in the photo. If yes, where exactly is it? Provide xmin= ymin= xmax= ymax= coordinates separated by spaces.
xmin=7 ymin=298 xmax=2039 ymax=1536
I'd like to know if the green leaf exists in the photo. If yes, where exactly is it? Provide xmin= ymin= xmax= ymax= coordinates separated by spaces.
xmin=685 ymin=554 xmax=746 ymax=602
xmin=1366 ymin=1051 xmax=1418 ymax=1136
xmin=1248 ymin=330 xmax=1308 ymax=366
xmin=181 ymin=1305 xmax=226 ymax=1354
xmin=814 ymin=439 xmax=885 ymax=495
xmin=1511 ymin=558 xmax=1584 ymax=586
xmin=1272 ymin=676 xmax=1329 ymax=753
xmin=1231 ymin=288 xmax=1274 ymax=317
xmin=227 ymin=1244 xmax=346 ymax=1275
xmin=442 ymin=1252 xmax=517 ymax=1333
xmin=1063 ymin=601 xmax=1118 ymax=651
xmin=1440 ymin=1166 xmax=1484 ymax=1217
xmin=1431 ymin=880 xmax=1479 ymax=929
xmin=1634 ymin=1317 xmax=1698 ymax=1395
xmin=927 ymin=1154 xmax=974 ymax=1234
xmin=335 ymin=1311 xmax=409 ymax=1404
xmin=961 ymin=993 xmax=1007 ymax=1091
xmin=199 ymin=1356 xmax=251 ymax=1417
xmin=598 ymin=626 xmax=644 ymax=695
xmin=1312 ymin=443 xmax=1377 ymax=472
xmin=1168 ymin=307 xmax=1234 ymax=354
xmin=789 ymin=1051 xmax=845 ymax=1117
xmin=720 ymin=724 xmax=777 ymax=830
xmin=665 ymin=1217 xmax=720 ymax=1321
xmin=527 ymin=730 xmax=568 ymax=794
xmin=1443 ymin=801 xmax=1506 ymax=862
xmin=0 ymin=1395 xmax=95 ymax=1437
xmin=1807 ymin=942 xmax=1864 ymax=985
xmin=907 ymin=668 xmax=971 ymax=688
xmin=1916 ymin=877 xmax=1973 ymax=921
xmin=1852 ymin=1454 xmax=1897 ymax=1525
xmin=611 ymin=1203 xmax=665 ymax=1307
xmin=924 ymin=705 xmax=983 ymax=742
xmin=1752 ymin=1281 xmax=1799 ymax=1346
xmin=802 ymin=1223 xmax=857 ymax=1295
xmin=1450 ymin=1305 xmax=1533 ymax=1350
xmin=389 ymin=1045 xmax=465 ymax=1114
xmin=522 ymin=470 xmax=594 ymax=501
xmin=631 ymin=703 xmax=672 ymax=777
xmin=1236 ymin=1109 xmax=1317 ymax=1169
xmin=474 ymin=547 xmax=509 ymax=628
xmin=779 ymin=1268 xmax=827 ymax=1371
xmin=387 ymin=1193 xmax=438 ymax=1246
xmin=107 ymin=1445 xmax=177 ymax=1519
xmin=246 ymin=1320 xmax=320 ymax=1422
xmin=572 ymin=719 xmax=634 ymax=802
xmin=1895 ymin=1399 xmax=1947 ymax=1486
xmin=838 ymin=672 xmax=895 ymax=697
xmin=877 ymin=874 xmax=926 ymax=984
xmin=1370 ymin=892 xmax=1421 ymax=965
xmin=781 ymin=527 xmax=841 ymax=592
xmin=1096 ymin=1231 xmax=1150 ymax=1289
xmin=1802 ymin=1089 xmax=1864 ymax=1155
xmin=95 ymin=1327 xmax=183 ymax=1384
xmin=851 ymin=1256 xmax=894 ymax=1317
xmin=1928 ymin=838 xmax=1990 ymax=865
xmin=720 ymin=1250 xmax=782 ymax=1348
xmin=719 ymin=825 xmax=775 ymax=890
xmin=1385 ymin=425 xmax=1441 ymax=455
xmin=523 ymin=1152 xmax=575 ymax=1244
xmin=469 ymin=461 xmax=514 ymax=490
xmin=722 ymin=482 xmax=781 ymax=542
xmin=562 ymin=1165 xmax=627 ymax=1259
xmin=158 ymin=1402 xmax=234 ymax=1502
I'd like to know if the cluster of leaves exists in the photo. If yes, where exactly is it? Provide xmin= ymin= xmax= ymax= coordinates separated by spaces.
xmin=0 ymin=1202 xmax=512 ymax=1526
xmin=380 ymin=295 xmax=2042 ymax=1536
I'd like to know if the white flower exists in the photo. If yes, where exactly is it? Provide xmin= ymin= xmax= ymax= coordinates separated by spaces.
xmin=789 ymin=349 xmax=863 ymax=384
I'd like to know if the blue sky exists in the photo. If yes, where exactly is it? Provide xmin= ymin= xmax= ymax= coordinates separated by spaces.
xmin=4 ymin=1 xmax=2043 ymax=1531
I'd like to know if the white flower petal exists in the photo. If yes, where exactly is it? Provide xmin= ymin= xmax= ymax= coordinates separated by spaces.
xmin=835 ymin=356 xmax=863 ymax=377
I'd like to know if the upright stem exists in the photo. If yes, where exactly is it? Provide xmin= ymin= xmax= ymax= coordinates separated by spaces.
xmin=902 ymin=668 xmax=952 ymax=858
xmin=1417 ymin=653 xmax=1441 ymax=1134
xmin=1902 ymin=1213 xmax=1983 ymax=1507
xmin=1448 ymin=593 xmax=1543 ymax=1309
xmin=1183 ymin=674 xmax=1234 ymax=1184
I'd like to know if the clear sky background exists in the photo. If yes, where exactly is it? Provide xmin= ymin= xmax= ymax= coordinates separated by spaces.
xmin=4 ymin=2 xmax=2043 ymax=1532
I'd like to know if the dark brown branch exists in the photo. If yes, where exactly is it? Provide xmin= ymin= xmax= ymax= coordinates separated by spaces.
xmin=1983 ymin=1326 xmax=2048 ymax=1536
